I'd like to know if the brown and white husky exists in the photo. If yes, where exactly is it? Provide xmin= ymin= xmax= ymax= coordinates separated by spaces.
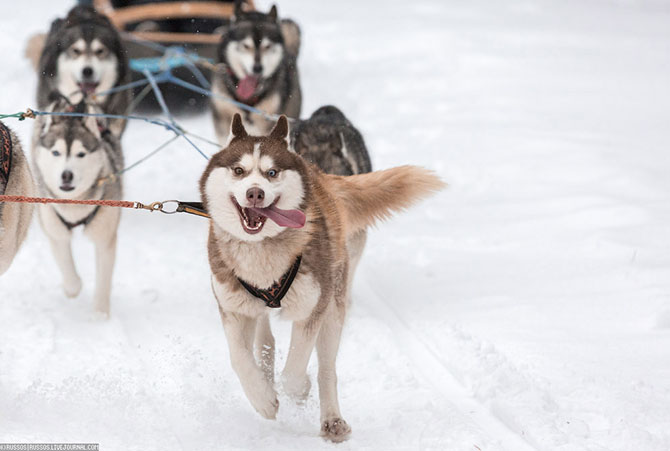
xmin=199 ymin=114 xmax=444 ymax=442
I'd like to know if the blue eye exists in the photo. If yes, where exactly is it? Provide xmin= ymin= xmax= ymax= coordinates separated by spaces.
xmin=52 ymin=150 xmax=61 ymax=157
xmin=267 ymin=169 xmax=278 ymax=177
xmin=76 ymin=152 xmax=86 ymax=158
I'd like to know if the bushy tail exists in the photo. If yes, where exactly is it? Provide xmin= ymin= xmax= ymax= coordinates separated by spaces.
xmin=326 ymin=165 xmax=446 ymax=235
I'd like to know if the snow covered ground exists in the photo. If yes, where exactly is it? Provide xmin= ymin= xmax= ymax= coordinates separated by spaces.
xmin=2 ymin=0 xmax=670 ymax=449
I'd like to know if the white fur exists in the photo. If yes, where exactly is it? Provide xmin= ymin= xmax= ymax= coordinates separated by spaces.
xmin=226 ymin=37 xmax=255 ymax=80
xmin=225 ymin=37 xmax=284 ymax=80
xmin=260 ymin=38 xmax=283 ymax=78
xmin=34 ymin=138 xmax=108 ymax=200
xmin=56 ymin=38 xmax=118 ymax=104
xmin=205 ymin=148 xmax=305 ymax=242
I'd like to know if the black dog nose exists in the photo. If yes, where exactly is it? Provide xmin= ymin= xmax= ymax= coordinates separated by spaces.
xmin=252 ymin=63 xmax=263 ymax=74
xmin=61 ymin=170 xmax=73 ymax=184
xmin=82 ymin=67 xmax=93 ymax=78
xmin=246 ymin=187 xmax=264 ymax=205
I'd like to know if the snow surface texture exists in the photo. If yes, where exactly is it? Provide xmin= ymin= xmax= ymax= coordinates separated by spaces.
xmin=1 ymin=0 xmax=670 ymax=450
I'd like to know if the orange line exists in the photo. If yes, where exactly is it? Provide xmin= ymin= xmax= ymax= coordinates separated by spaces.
xmin=0 ymin=195 xmax=136 ymax=209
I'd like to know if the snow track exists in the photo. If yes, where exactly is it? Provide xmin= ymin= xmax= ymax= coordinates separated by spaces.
xmin=355 ymin=276 xmax=536 ymax=451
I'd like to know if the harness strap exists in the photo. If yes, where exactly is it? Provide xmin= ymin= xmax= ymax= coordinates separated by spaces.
xmin=0 ymin=121 xmax=12 ymax=194
xmin=237 ymin=255 xmax=302 ymax=309
xmin=175 ymin=201 xmax=210 ymax=218
xmin=54 ymin=205 xmax=101 ymax=230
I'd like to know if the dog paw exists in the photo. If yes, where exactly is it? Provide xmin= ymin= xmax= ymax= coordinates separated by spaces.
xmin=63 ymin=276 xmax=82 ymax=298
xmin=321 ymin=417 xmax=351 ymax=442
xmin=281 ymin=373 xmax=311 ymax=402
xmin=247 ymin=381 xmax=279 ymax=419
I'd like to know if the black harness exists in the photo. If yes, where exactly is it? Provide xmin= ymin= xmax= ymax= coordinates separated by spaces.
xmin=55 ymin=205 xmax=100 ymax=230
xmin=237 ymin=256 xmax=302 ymax=308
xmin=0 ymin=121 xmax=12 ymax=196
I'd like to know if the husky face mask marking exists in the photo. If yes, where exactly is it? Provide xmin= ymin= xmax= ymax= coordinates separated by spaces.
xmin=56 ymin=38 xmax=118 ymax=102
xmin=226 ymin=36 xmax=284 ymax=80
xmin=35 ymin=118 xmax=107 ymax=199
xmin=202 ymin=115 xmax=306 ymax=242
xmin=219 ymin=4 xmax=285 ymax=102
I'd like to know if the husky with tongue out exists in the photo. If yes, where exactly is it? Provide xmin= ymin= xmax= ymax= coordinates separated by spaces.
xmin=36 ymin=6 xmax=130 ymax=137
xmin=200 ymin=114 xmax=444 ymax=442
xmin=211 ymin=1 xmax=302 ymax=144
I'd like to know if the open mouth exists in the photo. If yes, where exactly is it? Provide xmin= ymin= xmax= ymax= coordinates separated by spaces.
xmin=231 ymin=196 xmax=307 ymax=235
xmin=232 ymin=196 xmax=271 ymax=234
xmin=236 ymin=75 xmax=260 ymax=101
xmin=60 ymin=185 xmax=75 ymax=192
xmin=78 ymin=82 xmax=99 ymax=95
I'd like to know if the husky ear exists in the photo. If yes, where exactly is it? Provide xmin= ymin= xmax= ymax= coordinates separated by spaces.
xmin=268 ymin=5 xmax=278 ymax=21
xmin=269 ymin=115 xmax=289 ymax=145
xmin=233 ymin=0 xmax=244 ymax=21
xmin=75 ymin=101 xmax=102 ymax=140
xmin=226 ymin=113 xmax=248 ymax=145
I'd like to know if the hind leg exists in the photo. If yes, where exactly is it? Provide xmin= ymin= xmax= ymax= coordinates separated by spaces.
xmin=317 ymin=305 xmax=350 ymax=442
xmin=254 ymin=314 xmax=275 ymax=383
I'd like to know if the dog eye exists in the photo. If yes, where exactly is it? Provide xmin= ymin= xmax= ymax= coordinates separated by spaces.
xmin=242 ymin=42 xmax=253 ymax=51
xmin=76 ymin=152 xmax=86 ymax=158
xmin=95 ymin=49 xmax=106 ymax=57
xmin=234 ymin=167 xmax=244 ymax=175
xmin=261 ymin=43 xmax=272 ymax=52
xmin=51 ymin=150 xmax=61 ymax=157
xmin=267 ymin=169 xmax=278 ymax=178
xmin=70 ymin=48 xmax=81 ymax=57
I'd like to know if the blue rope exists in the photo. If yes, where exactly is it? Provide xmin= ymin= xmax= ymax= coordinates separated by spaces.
xmin=142 ymin=69 xmax=210 ymax=160
xmin=33 ymin=110 xmax=175 ymax=132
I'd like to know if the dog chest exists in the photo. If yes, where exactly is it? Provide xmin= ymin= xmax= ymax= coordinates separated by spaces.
xmin=212 ymin=271 xmax=320 ymax=321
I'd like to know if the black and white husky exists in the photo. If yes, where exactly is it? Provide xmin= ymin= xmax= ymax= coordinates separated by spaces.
xmin=212 ymin=1 xmax=302 ymax=143
xmin=32 ymin=99 xmax=124 ymax=316
xmin=37 ymin=6 xmax=130 ymax=136
xmin=0 ymin=122 xmax=34 ymax=275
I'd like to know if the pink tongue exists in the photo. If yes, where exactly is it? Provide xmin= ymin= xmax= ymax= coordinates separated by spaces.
xmin=236 ymin=76 xmax=259 ymax=100
xmin=250 ymin=205 xmax=306 ymax=229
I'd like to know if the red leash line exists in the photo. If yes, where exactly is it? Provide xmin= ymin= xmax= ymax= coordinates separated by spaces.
xmin=0 ymin=195 xmax=137 ymax=210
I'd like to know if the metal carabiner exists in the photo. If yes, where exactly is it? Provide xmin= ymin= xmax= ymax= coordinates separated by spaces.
xmin=157 ymin=200 xmax=180 ymax=214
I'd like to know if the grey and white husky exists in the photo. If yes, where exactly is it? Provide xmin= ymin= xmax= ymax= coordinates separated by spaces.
xmin=0 ymin=122 xmax=35 ymax=275
xmin=212 ymin=1 xmax=301 ymax=142
xmin=291 ymin=106 xmax=373 ymax=177
xmin=32 ymin=99 xmax=124 ymax=316
xmin=200 ymin=114 xmax=444 ymax=441
xmin=37 ymin=6 xmax=130 ymax=136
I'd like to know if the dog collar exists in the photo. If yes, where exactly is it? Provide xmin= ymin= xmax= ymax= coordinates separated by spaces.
xmin=237 ymin=255 xmax=302 ymax=308
xmin=0 ymin=121 xmax=12 ymax=194
xmin=55 ymin=205 xmax=101 ymax=230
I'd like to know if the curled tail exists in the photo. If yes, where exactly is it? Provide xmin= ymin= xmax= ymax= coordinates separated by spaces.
xmin=325 ymin=165 xmax=446 ymax=235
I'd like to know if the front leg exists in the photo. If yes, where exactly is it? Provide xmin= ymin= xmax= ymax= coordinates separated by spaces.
xmin=254 ymin=315 xmax=275 ymax=383
xmin=281 ymin=319 xmax=320 ymax=402
xmin=221 ymin=310 xmax=279 ymax=419
xmin=48 ymin=236 xmax=82 ymax=298
xmin=41 ymin=209 xmax=82 ymax=299
xmin=92 ymin=233 xmax=117 ymax=316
